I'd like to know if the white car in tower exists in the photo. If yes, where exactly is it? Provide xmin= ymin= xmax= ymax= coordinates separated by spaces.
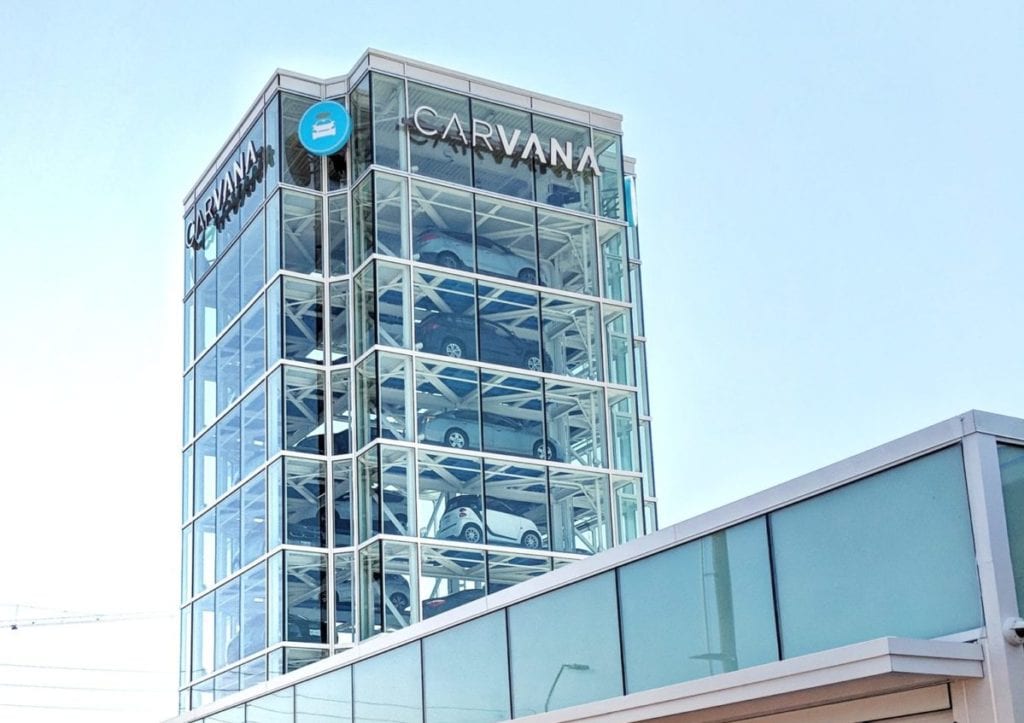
xmin=437 ymin=494 xmax=543 ymax=549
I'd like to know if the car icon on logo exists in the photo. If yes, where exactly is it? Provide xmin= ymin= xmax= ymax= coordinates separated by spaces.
xmin=311 ymin=112 xmax=337 ymax=140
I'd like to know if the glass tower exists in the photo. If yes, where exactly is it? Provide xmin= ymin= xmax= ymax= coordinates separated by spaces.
xmin=179 ymin=51 xmax=656 ymax=711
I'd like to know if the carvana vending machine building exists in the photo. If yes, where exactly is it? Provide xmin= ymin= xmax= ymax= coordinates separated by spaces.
xmin=179 ymin=49 xmax=655 ymax=710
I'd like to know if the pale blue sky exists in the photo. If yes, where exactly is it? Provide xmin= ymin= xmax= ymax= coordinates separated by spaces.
xmin=0 ymin=1 xmax=1020 ymax=719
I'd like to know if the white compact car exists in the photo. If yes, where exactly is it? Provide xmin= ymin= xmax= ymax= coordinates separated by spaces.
xmin=437 ymin=494 xmax=543 ymax=549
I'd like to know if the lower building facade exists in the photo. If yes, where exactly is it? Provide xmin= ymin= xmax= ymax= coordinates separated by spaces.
xmin=170 ymin=410 xmax=1024 ymax=722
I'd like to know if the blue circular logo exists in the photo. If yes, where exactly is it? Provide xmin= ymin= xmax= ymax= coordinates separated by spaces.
xmin=298 ymin=101 xmax=352 ymax=156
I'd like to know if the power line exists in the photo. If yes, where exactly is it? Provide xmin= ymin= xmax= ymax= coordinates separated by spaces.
xmin=0 ymin=681 xmax=165 ymax=693
xmin=0 ymin=610 xmax=174 ymax=630
xmin=0 ymin=701 xmax=150 ymax=712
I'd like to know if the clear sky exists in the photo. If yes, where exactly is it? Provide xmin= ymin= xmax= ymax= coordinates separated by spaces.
xmin=0 ymin=1 xmax=1021 ymax=720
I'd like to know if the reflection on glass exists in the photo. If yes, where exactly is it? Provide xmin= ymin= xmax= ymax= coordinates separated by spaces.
xmin=537 ymin=210 xmax=596 ymax=296
xmin=240 ymin=212 xmax=265 ymax=307
xmin=420 ymin=545 xmax=485 ymax=620
xmin=486 ymin=551 xmax=550 ymax=593
xmin=283 ymin=457 xmax=325 ymax=548
xmin=533 ymin=115 xmax=594 ymax=214
xmin=771 ymin=446 xmax=981 ymax=658
xmin=283 ymin=277 xmax=323 ymax=363
xmin=214 ymin=578 xmax=241 ymax=669
xmin=371 ymin=73 xmax=407 ymax=171
xmin=613 ymin=478 xmax=643 ymax=544
xmin=608 ymin=391 xmax=639 ymax=472
xmin=285 ymin=551 xmax=326 ymax=644
xmin=241 ymin=473 xmax=266 ymax=566
xmin=378 ymin=352 xmax=412 ymax=441
xmin=413 ymin=271 xmax=476 ymax=361
xmin=328 ymin=194 xmax=349 ymax=276
xmin=330 ymin=282 xmax=349 ymax=364
xmin=548 ymin=469 xmax=610 ymax=555
xmin=619 ymin=517 xmax=778 ymax=692
xmin=335 ymin=553 xmax=355 ymax=647
xmin=423 ymin=613 xmax=510 ymax=723
xmin=594 ymin=131 xmax=624 ymax=220
xmin=280 ymin=93 xmax=321 ymax=190
xmin=216 ymin=406 xmax=241 ymax=495
xmin=376 ymin=262 xmax=410 ymax=348
xmin=353 ymin=642 xmax=421 ymax=723
xmin=408 ymin=83 xmax=472 ymax=185
xmin=374 ymin=174 xmax=409 ymax=259
xmin=599 ymin=223 xmax=628 ymax=301
xmin=216 ymin=490 xmax=241 ymax=581
xmin=282 ymin=190 xmax=323 ymax=275
xmin=246 ymin=688 xmax=294 ymax=723
xmin=383 ymin=540 xmax=417 ymax=631
xmin=508 ymin=573 xmax=621 ymax=716
xmin=334 ymin=460 xmax=353 ymax=547
xmin=544 ymin=381 xmax=605 ymax=468
xmin=331 ymin=369 xmax=351 ymax=455
xmin=241 ymin=298 xmax=265 ymax=391
xmin=475 ymin=196 xmax=540 ymax=284
xmin=283 ymin=366 xmax=325 ymax=455
xmin=998 ymin=444 xmax=1024 ymax=608
xmin=541 ymin=293 xmax=601 ymax=380
xmin=411 ymin=181 xmax=474 ymax=271
xmin=296 ymin=667 xmax=352 ymax=723
xmin=471 ymin=99 xmax=534 ymax=200
xmin=350 ymin=75 xmax=371 ymax=180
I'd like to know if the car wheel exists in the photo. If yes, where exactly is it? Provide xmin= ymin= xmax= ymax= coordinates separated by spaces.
xmin=524 ymin=352 xmax=543 ymax=372
xmin=521 ymin=530 xmax=542 ymax=549
xmin=442 ymin=337 xmax=465 ymax=359
xmin=517 ymin=267 xmax=537 ymax=284
xmin=389 ymin=590 xmax=410 ymax=612
xmin=444 ymin=427 xmax=469 ymax=449
xmin=437 ymin=251 xmax=461 ymax=269
xmin=461 ymin=523 xmax=483 ymax=544
xmin=532 ymin=439 xmax=557 ymax=460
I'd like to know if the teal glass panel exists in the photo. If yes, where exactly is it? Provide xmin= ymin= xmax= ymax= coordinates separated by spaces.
xmin=247 ymin=688 xmax=294 ymax=723
xmin=207 ymin=703 xmax=245 ymax=722
xmin=997 ymin=444 xmax=1024 ymax=608
xmin=296 ymin=667 xmax=352 ymax=722
xmin=619 ymin=517 xmax=777 ymax=693
xmin=353 ymin=642 xmax=421 ymax=723
xmin=508 ymin=572 xmax=622 ymax=716
xmin=423 ymin=612 xmax=510 ymax=723
xmin=771 ymin=445 xmax=982 ymax=658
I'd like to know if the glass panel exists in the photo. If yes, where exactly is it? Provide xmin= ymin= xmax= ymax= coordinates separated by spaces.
xmin=480 ymin=372 xmax=548 ymax=462
xmin=383 ymin=540 xmax=417 ymax=631
xmin=192 ymin=674 xmax=214 ymax=710
xmin=545 ymin=380 xmax=605 ymax=467
xmin=267 ymin=551 xmax=283 ymax=645
xmin=208 ymin=703 xmax=245 ymax=722
xmin=420 ymin=545 xmax=486 ymax=620
xmin=184 ymin=294 xmax=195 ymax=368
xmin=217 ymin=242 xmax=241 ymax=332
xmin=408 ymin=82 xmax=472 ymax=185
xmin=193 ymin=509 xmax=216 ymax=595
xmin=415 ymin=361 xmax=480 ymax=453
xmin=183 ymin=369 xmax=194 ymax=445
xmin=357 ymin=447 xmax=380 ymax=542
xmin=608 ymin=391 xmax=639 ymax=472
xmin=411 ymin=181 xmax=474 ymax=271
xmin=247 ymin=688 xmax=294 ymax=723
xmin=239 ymin=564 xmax=267 ymax=660
xmin=328 ymin=194 xmax=349 ymax=276
xmin=378 ymin=352 xmax=412 ymax=441
xmin=352 ymin=173 xmax=373 ymax=268
xmin=630 ymin=263 xmax=644 ymax=336
xmin=179 ymin=606 xmax=190 ymax=685
xmin=533 ymin=115 xmax=594 ymax=214
xmin=330 ymin=282 xmax=350 ymax=364
xmin=599 ymin=223 xmax=628 ymax=301
xmin=182 ymin=447 xmax=194 ymax=523
xmin=353 ymin=642 xmax=421 ymax=723
xmin=286 ymin=550 xmax=327 ymax=644
xmin=371 ymin=73 xmax=407 ymax=171
xmin=998 ymin=444 xmax=1024 ymax=608
xmin=282 ymin=190 xmax=323 ymax=275
xmin=419 ymin=452 xmax=483 ymax=542
xmin=619 ymin=517 xmax=778 ymax=692
xmin=508 ymin=573 xmax=621 ymax=716
xmin=296 ymin=667 xmax=352 ymax=723
xmin=771 ymin=445 xmax=982 ymax=657
xmin=216 ymin=490 xmax=241 ymax=581
xmin=196 ymin=350 xmax=217 ymax=432
xmin=353 ymin=265 xmax=374 ymax=357
xmin=549 ymin=469 xmax=610 ymax=555
xmin=214 ymin=667 xmax=241 ymax=701
xmin=284 ymin=457 xmax=326 ymax=548
xmin=593 ymin=131 xmax=624 ymax=220
xmin=191 ymin=592 xmax=215 ymax=680
xmin=326 ymin=98 xmax=349 ymax=192
xmin=267 ymin=366 xmax=282 ymax=458
xmin=241 ymin=472 xmax=266 ymax=566
xmin=423 ymin=613 xmax=510 ymax=723
xmin=484 ymin=459 xmax=548 ymax=550
xmin=196 ymin=272 xmax=218 ymax=354
xmin=280 ymin=93 xmax=321 ymax=190
xmin=283 ymin=277 xmax=323 ymax=363
xmin=634 ymin=341 xmax=650 ymax=416
xmin=286 ymin=646 xmax=327 ymax=673
xmin=240 ymin=656 xmax=267 ymax=691
xmin=194 ymin=427 xmax=217 ymax=513
xmin=475 ymin=196 xmax=540 ymax=284
xmin=376 ymin=261 xmax=410 ymax=348
xmin=538 ymin=210 xmax=597 ymax=296
xmin=266 ymin=278 xmax=282 ymax=366
xmin=217 ymin=323 xmax=242 ymax=412
xmin=413 ymin=271 xmax=476 ymax=361
xmin=241 ymin=211 xmax=266 ymax=305
xmin=284 ymin=366 xmax=325 ymax=454
xmin=216 ymin=406 xmax=242 ymax=495
xmin=241 ymin=297 xmax=266 ymax=390
xmin=471 ymin=99 xmax=534 ymax=200
xmin=486 ymin=550 xmax=550 ymax=592
xmin=334 ymin=552 xmax=355 ymax=647
xmin=350 ymin=75 xmax=371 ymax=179
xmin=331 ymin=369 xmax=351 ymax=456
xmin=266 ymin=189 xmax=281 ymax=277
xmin=605 ymin=306 xmax=634 ymax=386
xmin=380 ymin=446 xmax=415 ymax=537
xmin=541 ymin=293 xmax=601 ymax=380
xmin=181 ymin=526 xmax=192 ymax=604
xmin=374 ymin=173 xmax=409 ymax=259
xmin=613 ymin=478 xmax=643 ymax=544
xmin=214 ymin=577 xmax=241 ymax=670
xmin=358 ymin=542 xmax=382 ymax=638
xmin=241 ymin=385 xmax=266 ymax=479
xmin=477 ymin=283 xmax=545 ymax=373
xmin=354 ymin=354 xmax=377 ymax=448
xmin=333 ymin=459 xmax=353 ymax=546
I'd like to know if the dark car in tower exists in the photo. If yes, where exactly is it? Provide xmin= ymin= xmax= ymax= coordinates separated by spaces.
xmin=415 ymin=312 xmax=552 ymax=372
